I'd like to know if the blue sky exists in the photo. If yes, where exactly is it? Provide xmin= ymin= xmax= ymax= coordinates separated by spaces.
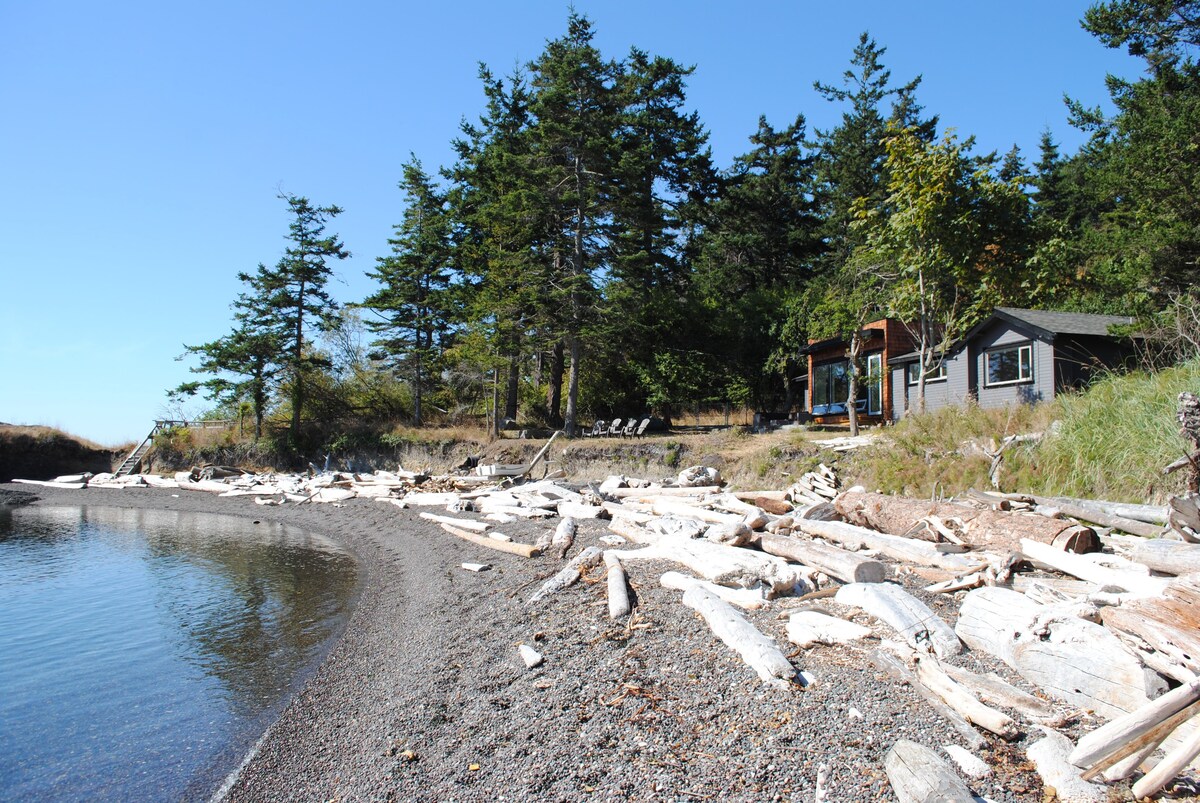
xmin=0 ymin=1 xmax=1140 ymax=446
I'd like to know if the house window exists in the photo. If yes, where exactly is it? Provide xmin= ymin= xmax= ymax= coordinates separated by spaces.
xmin=985 ymin=343 xmax=1033 ymax=386
xmin=906 ymin=361 xmax=948 ymax=386
xmin=812 ymin=360 xmax=848 ymax=409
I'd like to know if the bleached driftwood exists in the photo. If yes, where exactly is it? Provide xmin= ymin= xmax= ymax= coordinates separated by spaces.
xmin=785 ymin=610 xmax=871 ymax=647
xmin=795 ymin=518 xmax=987 ymax=572
xmin=1131 ymin=721 xmax=1200 ymax=799
xmin=1101 ymin=578 xmax=1200 ymax=683
xmin=1130 ymin=537 xmax=1200 ymax=575
xmin=659 ymin=571 xmax=770 ymax=610
xmin=939 ymin=663 xmax=1065 ymax=726
xmin=1025 ymin=730 xmax=1108 ymax=803
xmin=1028 ymin=495 xmax=1162 ymax=538
xmin=527 ymin=546 xmax=604 ymax=604
xmin=835 ymin=583 xmax=961 ymax=658
xmin=681 ymin=585 xmax=796 ymax=688
xmin=956 ymin=586 xmax=1165 ymax=720
xmin=883 ymin=739 xmax=975 ymax=803
xmin=1070 ymin=676 xmax=1200 ymax=769
xmin=12 ymin=479 xmax=87 ymax=489
xmin=651 ymin=498 xmax=742 ymax=525
xmin=942 ymin=745 xmax=990 ymax=779
xmin=557 ymin=501 xmax=608 ymax=519
xmin=868 ymin=650 xmax=986 ymax=750
xmin=760 ymin=533 xmax=886 ymax=583
xmin=419 ymin=512 xmax=490 ymax=532
xmin=604 ymin=551 xmax=631 ymax=619
xmin=439 ymin=523 xmax=541 ymax=559
xmin=400 ymin=492 xmax=463 ymax=507
xmin=1020 ymin=538 xmax=1168 ymax=598
xmin=619 ymin=534 xmax=810 ymax=595
xmin=910 ymin=654 xmax=1018 ymax=739
xmin=606 ymin=485 xmax=721 ymax=499
xmin=551 ymin=517 xmax=577 ymax=559
xmin=703 ymin=521 xmax=752 ymax=546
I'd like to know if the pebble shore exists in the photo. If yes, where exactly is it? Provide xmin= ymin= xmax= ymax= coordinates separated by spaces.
xmin=3 ymin=484 xmax=1052 ymax=802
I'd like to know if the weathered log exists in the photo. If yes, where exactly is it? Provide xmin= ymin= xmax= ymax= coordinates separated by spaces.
xmin=1129 ymin=537 xmax=1200 ymax=575
xmin=1025 ymin=730 xmax=1108 ymax=803
xmin=651 ymin=498 xmax=742 ymax=525
xmin=604 ymin=551 xmax=631 ymax=619
xmin=1131 ymin=718 xmax=1200 ymax=799
xmin=1080 ymin=700 xmax=1200 ymax=781
xmin=660 ymin=571 xmax=770 ymax=610
xmin=552 ymin=517 xmax=577 ymax=559
xmin=942 ymin=745 xmax=990 ymax=779
xmin=794 ymin=518 xmax=987 ymax=572
xmin=1027 ymin=495 xmax=1163 ymax=537
xmin=835 ymin=491 xmax=1098 ymax=553
xmin=836 ymin=583 xmax=961 ymax=658
xmin=939 ymin=663 xmax=1064 ymax=726
xmin=1101 ymin=578 xmax=1200 ymax=682
xmin=607 ymin=485 xmax=721 ymax=499
xmin=419 ymin=512 xmax=490 ymax=532
xmin=911 ymin=654 xmax=1019 ymax=739
xmin=681 ymin=585 xmax=797 ymax=688
xmin=785 ymin=610 xmax=872 ymax=647
xmin=867 ymin=650 xmax=986 ymax=751
xmin=1020 ymin=538 xmax=1168 ymax=598
xmin=527 ymin=546 xmax=604 ymax=604
xmin=956 ymin=586 xmax=1164 ymax=721
xmin=883 ymin=739 xmax=975 ymax=803
xmin=619 ymin=534 xmax=810 ymax=594
xmin=438 ymin=523 xmax=541 ymax=559
xmin=1039 ymin=495 xmax=1168 ymax=526
xmin=556 ymin=500 xmax=609 ymax=520
xmin=1069 ymin=676 xmax=1200 ymax=769
xmin=760 ymin=533 xmax=887 ymax=583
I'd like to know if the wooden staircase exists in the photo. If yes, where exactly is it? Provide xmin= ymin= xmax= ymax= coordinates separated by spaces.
xmin=114 ymin=423 xmax=165 ymax=477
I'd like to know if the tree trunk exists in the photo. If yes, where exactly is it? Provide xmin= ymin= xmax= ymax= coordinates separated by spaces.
xmin=505 ymin=354 xmax=519 ymax=421
xmin=565 ymin=336 xmax=581 ymax=437
xmin=547 ymin=341 xmax=564 ymax=428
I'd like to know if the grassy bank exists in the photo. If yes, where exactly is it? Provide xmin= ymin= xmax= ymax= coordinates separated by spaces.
xmin=0 ymin=425 xmax=121 ymax=482
xmin=845 ymin=359 xmax=1200 ymax=503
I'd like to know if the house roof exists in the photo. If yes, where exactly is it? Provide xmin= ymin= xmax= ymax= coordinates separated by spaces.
xmin=989 ymin=307 xmax=1135 ymax=339
xmin=888 ymin=307 xmax=1135 ymax=365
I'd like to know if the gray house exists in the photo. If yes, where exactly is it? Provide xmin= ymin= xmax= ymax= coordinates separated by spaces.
xmin=890 ymin=307 xmax=1137 ymax=419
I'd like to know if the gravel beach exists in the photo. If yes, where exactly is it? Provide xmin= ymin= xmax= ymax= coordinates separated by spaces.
xmin=3 ymin=483 xmax=1056 ymax=802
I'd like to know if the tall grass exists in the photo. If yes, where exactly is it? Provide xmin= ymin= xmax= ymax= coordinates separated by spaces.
xmin=846 ymin=359 xmax=1200 ymax=503
xmin=1020 ymin=360 xmax=1200 ymax=502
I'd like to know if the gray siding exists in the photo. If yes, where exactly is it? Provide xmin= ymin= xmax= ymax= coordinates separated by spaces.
xmin=971 ymin=320 xmax=1054 ymax=408
xmin=891 ymin=349 xmax=972 ymax=419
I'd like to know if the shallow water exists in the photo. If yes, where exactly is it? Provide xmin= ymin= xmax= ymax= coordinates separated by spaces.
xmin=0 ymin=505 xmax=358 ymax=801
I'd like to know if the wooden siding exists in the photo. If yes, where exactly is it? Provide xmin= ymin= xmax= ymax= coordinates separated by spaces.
xmin=972 ymin=320 xmax=1054 ymax=408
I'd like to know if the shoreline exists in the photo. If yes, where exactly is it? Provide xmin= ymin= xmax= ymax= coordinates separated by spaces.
xmin=3 ymin=483 xmax=1046 ymax=802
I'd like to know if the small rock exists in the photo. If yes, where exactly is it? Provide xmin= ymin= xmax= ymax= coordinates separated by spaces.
xmin=461 ymin=562 xmax=491 ymax=572
xmin=519 ymin=644 xmax=544 ymax=668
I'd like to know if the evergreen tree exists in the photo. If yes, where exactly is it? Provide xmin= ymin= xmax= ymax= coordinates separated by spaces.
xmin=170 ymin=270 xmax=280 ymax=441
xmin=247 ymin=194 xmax=350 ymax=438
xmin=526 ymin=12 xmax=622 ymax=435
xmin=360 ymin=157 xmax=456 ymax=426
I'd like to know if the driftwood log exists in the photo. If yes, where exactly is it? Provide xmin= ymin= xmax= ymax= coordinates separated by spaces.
xmin=759 ymin=533 xmax=886 ymax=583
xmin=437 ymin=523 xmax=541 ymax=558
xmin=836 ymin=582 xmax=961 ymax=658
xmin=1129 ymin=537 xmax=1200 ymax=575
xmin=660 ymin=571 xmax=769 ymax=609
xmin=604 ymin=551 xmax=631 ymax=619
xmin=1025 ymin=730 xmax=1108 ymax=803
xmin=681 ymin=586 xmax=797 ymax=687
xmin=1100 ymin=577 xmax=1200 ymax=683
xmin=867 ymin=650 xmax=986 ymax=750
xmin=956 ymin=586 xmax=1165 ymax=720
xmin=527 ymin=546 xmax=604 ymax=604
xmin=884 ymin=739 xmax=975 ymax=803
xmin=835 ymin=491 xmax=1098 ymax=553
xmin=785 ymin=610 xmax=872 ymax=647
xmin=793 ymin=518 xmax=987 ymax=572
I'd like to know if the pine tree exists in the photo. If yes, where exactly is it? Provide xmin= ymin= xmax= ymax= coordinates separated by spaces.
xmin=526 ymin=13 xmax=622 ymax=435
xmin=360 ymin=158 xmax=455 ymax=426
xmin=249 ymin=194 xmax=350 ymax=439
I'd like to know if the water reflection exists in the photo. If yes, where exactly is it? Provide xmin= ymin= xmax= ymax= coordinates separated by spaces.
xmin=0 ymin=506 xmax=358 ymax=801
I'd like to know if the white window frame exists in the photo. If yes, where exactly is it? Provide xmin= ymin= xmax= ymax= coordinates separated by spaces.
xmin=984 ymin=343 xmax=1034 ymax=387
xmin=906 ymin=361 xmax=948 ymax=386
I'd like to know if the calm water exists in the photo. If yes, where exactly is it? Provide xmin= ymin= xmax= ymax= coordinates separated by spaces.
xmin=0 ymin=505 xmax=359 ymax=801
